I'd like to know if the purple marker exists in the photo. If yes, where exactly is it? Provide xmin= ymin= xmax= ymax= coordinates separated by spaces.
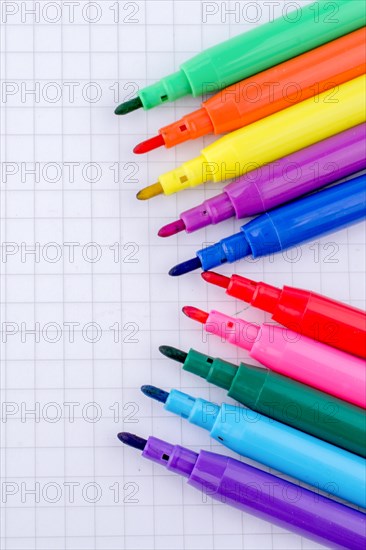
xmin=118 ymin=433 xmax=366 ymax=550
xmin=158 ymin=123 xmax=366 ymax=236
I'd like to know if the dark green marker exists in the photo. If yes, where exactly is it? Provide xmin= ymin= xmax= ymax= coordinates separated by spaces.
xmin=159 ymin=346 xmax=366 ymax=458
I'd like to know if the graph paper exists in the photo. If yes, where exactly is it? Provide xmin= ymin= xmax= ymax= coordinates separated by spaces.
xmin=0 ymin=1 xmax=365 ymax=549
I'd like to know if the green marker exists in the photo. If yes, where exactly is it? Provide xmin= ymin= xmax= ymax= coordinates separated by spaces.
xmin=115 ymin=0 xmax=366 ymax=114
xmin=159 ymin=346 xmax=366 ymax=458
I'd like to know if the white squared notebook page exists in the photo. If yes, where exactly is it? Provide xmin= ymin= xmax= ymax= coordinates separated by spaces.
xmin=0 ymin=1 xmax=365 ymax=549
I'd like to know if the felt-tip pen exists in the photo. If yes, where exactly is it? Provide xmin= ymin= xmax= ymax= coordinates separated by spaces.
xmin=182 ymin=306 xmax=366 ymax=409
xmin=115 ymin=0 xmax=366 ymax=115
xmin=135 ymin=29 xmax=366 ymax=153
xmin=169 ymin=174 xmax=366 ymax=275
xmin=202 ymin=272 xmax=366 ymax=358
xmin=136 ymin=76 xmax=365 ymax=199
xmin=159 ymin=345 xmax=366 ymax=457
xmin=141 ymin=385 xmax=366 ymax=508
xmin=158 ymin=123 xmax=366 ymax=237
xmin=119 ymin=433 xmax=366 ymax=550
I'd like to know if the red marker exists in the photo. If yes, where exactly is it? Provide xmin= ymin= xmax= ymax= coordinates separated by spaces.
xmin=202 ymin=272 xmax=366 ymax=359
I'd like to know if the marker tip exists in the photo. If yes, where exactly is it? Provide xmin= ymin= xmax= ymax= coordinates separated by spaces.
xmin=159 ymin=345 xmax=188 ymax=364
xmin=182 ymin=306 xmax=209 ymax=324
xmin=136 ymin=182 xmax=164 ymax=201
xmin=115 ymin=97 xmax=143 ymax=116
xmin=117 ymin=432 xmax=147 ymax=450
xmin=158 ymin=219 xmax=186 ymax=237
xmin=169 ymin=257 xmax=202 ymax=276
xmin=141 ymin=385 xmax=169 ymax=404
xmin=201 ymin=271 xmax=230 ymax=289
xmin=134 ymin=134 xmax=165 ymax=154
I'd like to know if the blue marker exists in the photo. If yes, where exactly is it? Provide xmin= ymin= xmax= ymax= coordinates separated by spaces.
xmin=169 ymin=173 xmax=366 ymax=275
xmin=141 ymin=386 xmax=366 ymax=508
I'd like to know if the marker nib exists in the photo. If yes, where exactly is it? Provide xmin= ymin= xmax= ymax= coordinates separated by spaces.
xmin=159 ymin=345 xmax=188 ymax=364
xmin=134 ymin=134 xmax=165 ymax=154
xmin=158 ymin=219 xmax=186 ymax=238
xmin=141 ymin=385 xmax=169 ymax=404
xmin=169 ymin=257 xmax=202 ymax=276
xmin=201 ymin=271 xmax=230 ymax=289
xmin=182 ymin=306 xmax=209 ymax=324
xmin=117 ymin=432 xmax=147 ymax=450
xmin=115 ymin=97 xmax=143 ymax=115
xmin=136 ymin=182 xmax=164 ymax=200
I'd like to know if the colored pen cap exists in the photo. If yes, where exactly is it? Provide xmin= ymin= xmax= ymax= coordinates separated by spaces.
xmin=143 ymin=437 xmax=198 ymax=477
xmin=184 ymin=349 xmax=238 ymax=390
xmin=228 ymin=276 xmax=281 ymax=312
xmin=161 ymin=108 xmax=214 ymax=148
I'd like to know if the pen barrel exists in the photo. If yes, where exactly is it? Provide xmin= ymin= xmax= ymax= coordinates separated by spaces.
xmin=204 ymin=312 xmax=366 ymax=408
xmin=230 ymin=363 xmax=366 ymax=457
xmin=181 ymin=0 xmax=366 ymax=97
xmin=243 ymin=174 xmax=366 ymax=258
xmin=272 ymin=287 xmax=366 ymax=358
xmin=206 ymin=28 xmax=366 ymax=134
xmin=202 ymin=76 xmax=366 ymax=184
xmin=226 ymin=123 xmax=366 ymax=219
xmin=160 ymin=76 xmax=366 ymax=194
xmin=251 ymin=323 xmax=366 ymax=409
xmin=209 ymin=403 xmax=366 ymax=508
xmin=180 ymin=123 xmax=366 ymax=233
xmin=189 ymin=451 xmax=366 ymax=550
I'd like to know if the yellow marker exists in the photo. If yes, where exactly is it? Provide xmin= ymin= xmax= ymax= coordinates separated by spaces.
xmin=136 ymin=75 xmax=366 ymax=199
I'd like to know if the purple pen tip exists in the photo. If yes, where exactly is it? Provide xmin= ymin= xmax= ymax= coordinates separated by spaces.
xmin=169 ymin=256 xmax=202 ymax=276
xmin=117 ymin=432 xmax=147 ymax=450
xmin=158 ymin=219 xmax=186 ymax=237
xmin=141 ymin=385 xmax=169 ymax=404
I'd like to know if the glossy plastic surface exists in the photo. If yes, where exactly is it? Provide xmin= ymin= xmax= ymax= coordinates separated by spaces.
xmin=159 ymin=29 xmax=366 ymax=147
xmin=180 ymin=124 xmax=366 ymax=231
xmin=158 ymin=76 xmax=366 ymax=195
xmin=204 ymin=310 xmax=366 ymax=408
xmin=183 ymin=350 xmax=366 ymax=456
xmin=226 ymin=274 xmax=366 ymax=358
xmin=164 ymin=390 xmax=366 ymax=507
xmin=138 ymin=0 xmax=366 ymax=110
xmin=197 ymin=174 xmax=366 ymax=269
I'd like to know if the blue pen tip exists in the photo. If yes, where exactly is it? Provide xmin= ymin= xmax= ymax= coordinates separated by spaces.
xmin=141 ymin=385 xmax=169 ymax=404
xmin=169 ymin=256 xmax=202 ymax=276
xmin=117 ymin=432 xmax=147 ymax=450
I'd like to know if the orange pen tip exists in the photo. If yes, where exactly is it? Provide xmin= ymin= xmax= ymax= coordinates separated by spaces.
xmin=182 ymin=306 xmax=209 ymax=324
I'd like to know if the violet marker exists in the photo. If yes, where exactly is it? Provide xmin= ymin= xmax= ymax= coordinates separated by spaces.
xmin=118 ymin=433 xmax=366 ymax=549
xmin=158 ymin=123 xmax=366 ymax=237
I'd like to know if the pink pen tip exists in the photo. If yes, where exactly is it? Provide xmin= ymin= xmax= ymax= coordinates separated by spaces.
xmin=133 ymin=134 xmax=165 ymax=154
xmin=158 ymin=219 xmax=186 ymax=237
xmin=201 ymin=271 xmax=230 ymax=289
xmin=182 ymin=306 xmax=209 ymax=324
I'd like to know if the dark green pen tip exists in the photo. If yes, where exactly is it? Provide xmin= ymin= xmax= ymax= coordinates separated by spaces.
xmin=159 ymin=345 xmax=188 ymax=364
xmin=114 ymin=96 xmax=143 ymax=115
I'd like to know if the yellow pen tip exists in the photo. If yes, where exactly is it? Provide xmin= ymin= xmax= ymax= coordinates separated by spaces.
xmin=136 ymin=182 xmax=163 ymax=200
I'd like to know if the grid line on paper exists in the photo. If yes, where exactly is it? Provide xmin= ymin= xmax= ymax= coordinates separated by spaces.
xmin=0 ymin=1 xmax=365 ymax=550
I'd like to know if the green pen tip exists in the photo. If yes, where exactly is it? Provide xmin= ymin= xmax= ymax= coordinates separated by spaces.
xmin=115 ymin=96 xmax=143 ymax=115
xmin=159 ymin=345 xmax=188 ymax=364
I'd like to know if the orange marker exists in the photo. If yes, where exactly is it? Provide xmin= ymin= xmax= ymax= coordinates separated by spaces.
xmin=134 ymin=28 xmax=366 ymax=153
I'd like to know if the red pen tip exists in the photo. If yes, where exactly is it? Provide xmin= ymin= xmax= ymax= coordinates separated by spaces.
xmin=133 ymin=134 xmax=165 ymax=154
xmin=201 ymin=271 xmax=230 ymax=289
xmin=158 ymin=219 xmax=186 ymax=237
xmin=182 ymin=306 xmax=209 ymax=324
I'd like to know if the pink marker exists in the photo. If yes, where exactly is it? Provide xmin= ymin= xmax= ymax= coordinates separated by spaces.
xmin=183 ymin=306 xmax=366 ymax=409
